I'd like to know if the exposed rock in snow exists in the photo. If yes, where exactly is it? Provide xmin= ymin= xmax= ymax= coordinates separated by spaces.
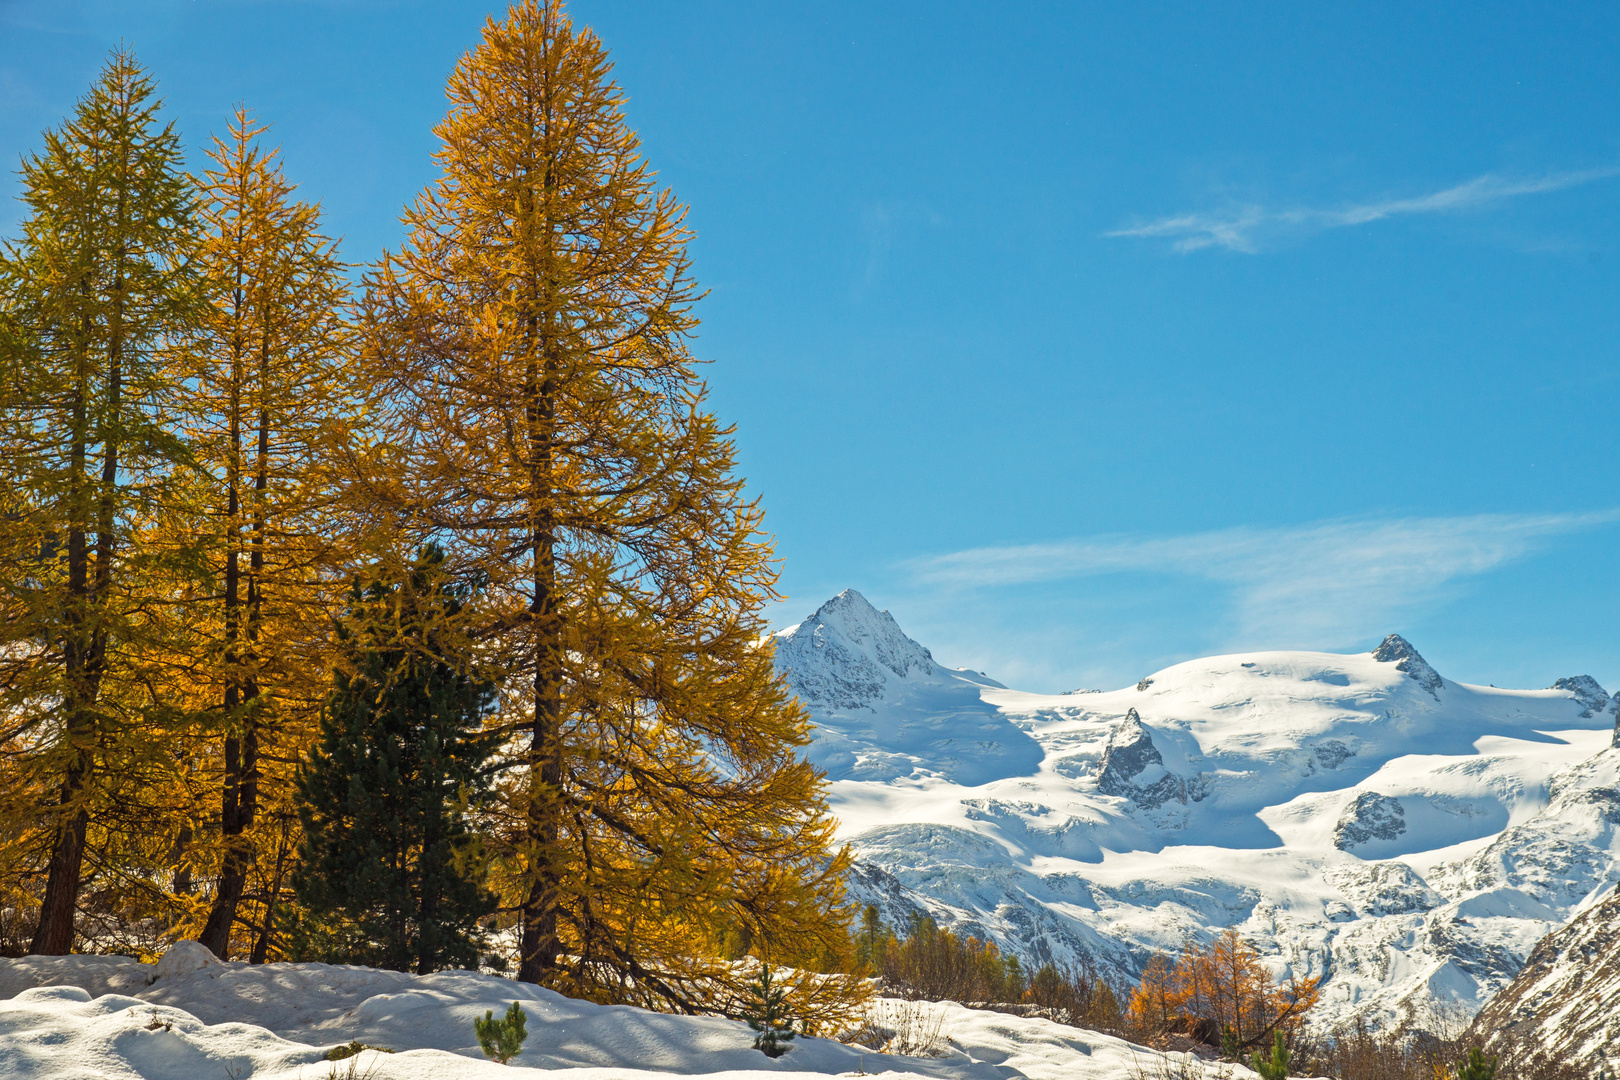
xmin=1097 ymin=710 xmax=1186 ymax=809
xmin=1312 ymin=740 xmax=1356 ymax=770
xmin=779 ymin=592 xmax=1620 ymax=1032
xmin=1551 ymin=675 xmax=1609 ymax=718
xmin=1323 ymin=862 xmax=1442 ymax=917
xmin=1370 ymin=634 xmax=1443 ymax=697
xmin=1332 ymin=792 xmax=1407 ymax=852
xmin=1466 ymin=884 xmax=1620 ymax=1073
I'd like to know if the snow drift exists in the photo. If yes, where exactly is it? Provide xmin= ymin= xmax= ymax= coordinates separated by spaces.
xmin=0 ymin=945 xmax=1237 ymax=1079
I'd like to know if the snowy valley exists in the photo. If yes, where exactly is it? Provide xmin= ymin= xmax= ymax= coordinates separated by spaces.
xmin=773 ymin=590 xmax=1620 ymax=1031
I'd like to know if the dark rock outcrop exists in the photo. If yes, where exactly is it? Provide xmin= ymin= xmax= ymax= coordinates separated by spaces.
xmin=1333 ymin=791 xmax=1406 ymax=851
xmin=1551 ymin=675 xmax=1609 ymax=718
xmin=1097 ymin=709 xmax=1186 ymax=809
xmin=1313 ymin=740 xmax=1356 ymax=770
xmin=1371 ymin=634 xmax=1443 ymax=697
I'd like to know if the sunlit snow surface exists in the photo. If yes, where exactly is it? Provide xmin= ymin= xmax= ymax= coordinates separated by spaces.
xmin=0 ymin=944 xmax=1238 ymax=1080
xmin=773 ymin=591 xmax=1620 ymax=1028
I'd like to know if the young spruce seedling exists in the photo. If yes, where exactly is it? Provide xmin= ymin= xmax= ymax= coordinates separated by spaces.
xmin=743 ymin=965 xmax=797 ymax=1058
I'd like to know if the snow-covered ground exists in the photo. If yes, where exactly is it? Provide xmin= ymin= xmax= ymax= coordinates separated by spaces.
xmin=0 ymin=944 xmax=1239 ymax=1080
xmin=774 ymin=590 xmax=1620 ymax=1029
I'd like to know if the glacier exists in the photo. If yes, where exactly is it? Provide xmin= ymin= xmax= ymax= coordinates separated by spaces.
xmin=772 ymin=590 xmax=1620 ymax=1030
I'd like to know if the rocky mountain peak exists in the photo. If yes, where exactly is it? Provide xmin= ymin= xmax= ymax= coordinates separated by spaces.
xmin=771 ymin=589 xmax=939 ymax=710
xmin=1097 ymin=709 xmax=1185 ymax=809
xmin=1551 ymin=675 xmax=1609 ymax=718
xmin=1105 ymin=708 xmax=1155 ymax=755
xmin=1371 ymin=634 xmax=1443 ymax=697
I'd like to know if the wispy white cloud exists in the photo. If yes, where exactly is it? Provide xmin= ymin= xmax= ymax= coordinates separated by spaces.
xmin=905 ymin=511 xmax=1620 ymax=647
xmin=1108 ymin=168 xmax=1620 ymax=253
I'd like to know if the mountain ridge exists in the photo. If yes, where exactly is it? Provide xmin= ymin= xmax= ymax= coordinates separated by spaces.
xmin=772 ymin=590 xmax=1620 ymax=1031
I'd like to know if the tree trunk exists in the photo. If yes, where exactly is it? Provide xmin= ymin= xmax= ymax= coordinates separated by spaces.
xmin=250 ymin=813 xmax=291 ymax=965
xmin=199 ymin=727 xmax=256 ymax=957
xmin=200 ymin=287 xmax=261 ymax=959
xmin=30 ymin=792 xmax=89 ymax=954
xmin=32 ymin=385 xmax=90 ymax=955
xmin=518 ymin=312 xmax=563 ymax=984
xmin=32 ymin=257 xmax=116 ymax=955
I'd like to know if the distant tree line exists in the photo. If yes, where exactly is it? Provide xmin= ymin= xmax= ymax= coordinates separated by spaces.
xmin=848 ymin=912 xmax=1574 ymax=1080
xmin=850 ymin=908 xmax=1122 ymax=1031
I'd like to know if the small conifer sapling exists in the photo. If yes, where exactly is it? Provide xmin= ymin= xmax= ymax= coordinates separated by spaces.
xmin=1250 ymin=1030 xmax=1290 ymax=1080
xmin=1455 ymin=1047 xmax=1497 ymax=1080
xmin=744 ymin=964 xmax=797 ymax=1058
xmin=474 ymin=1002 xmax=528 ymax=1065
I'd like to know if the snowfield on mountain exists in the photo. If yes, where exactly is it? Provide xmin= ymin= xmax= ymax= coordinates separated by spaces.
xmin=773 ymin=590 xmax=1620 ymax=1029
xmin=0 ymin=944 xmax=1243 ymax=1080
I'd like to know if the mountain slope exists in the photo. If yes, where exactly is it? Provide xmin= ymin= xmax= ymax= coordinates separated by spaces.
xmin=772 ymin=591 xmax=1620 ymax=1029
xmin=1465 ymin=883 xmax=1620 ymax=1072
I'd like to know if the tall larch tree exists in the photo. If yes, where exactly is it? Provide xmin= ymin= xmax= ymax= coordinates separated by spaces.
xmin=355 ymin=0 xmax=860 ymax=1020
xmin=187 ymin=109 xmax=353 ymax=960
xmin=0 ymin=50 xmax=204 ymax=954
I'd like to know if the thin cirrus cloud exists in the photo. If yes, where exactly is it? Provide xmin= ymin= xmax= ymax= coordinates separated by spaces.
xmin=904 ymin=511 xmax=1620 ymax=648
xmin=1107 ymin=168 xmax=1620 ymax=253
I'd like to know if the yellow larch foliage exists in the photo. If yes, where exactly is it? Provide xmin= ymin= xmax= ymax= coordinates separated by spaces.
xmin=1126 ymin=951 xmax=1178 ymax=1038
xmin=178 ymin=107 xmax=356 ymax=961
xmin=1127 ymin=928 xmax=1321 ymax=1052
xmin=0 ymin=49 xmax=207 ymax=954
xmin=350 ymin=0 xmax=863 ymax=1023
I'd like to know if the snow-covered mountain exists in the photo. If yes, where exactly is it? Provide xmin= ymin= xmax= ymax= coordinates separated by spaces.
xmin=771 ymin=590 xmax=1620 ymax=1030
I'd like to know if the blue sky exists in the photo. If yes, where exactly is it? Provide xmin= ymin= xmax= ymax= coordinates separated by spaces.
xmin=4 ymin=1 xmax=1620 ymax=693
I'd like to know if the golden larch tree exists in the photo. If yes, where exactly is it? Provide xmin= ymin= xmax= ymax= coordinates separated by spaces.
xmin=186 ymin=108 xmax=354 ymax=960
xmin=1127 ymin=929 xmax=1320 ymax=1051
xmin=354 ymin=0 xmax=859 ymax=1018
xmin=0 ymin=50 xmax=205 ymax=955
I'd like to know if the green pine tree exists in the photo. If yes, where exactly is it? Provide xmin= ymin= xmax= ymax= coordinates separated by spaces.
xmin=1455 ymin=1047 xmax=1496 ymax=1080
xmin=291 ymin=545 xmax=498 ymax=974
xmin=474 ymin=1001 xmax=528 ymax=1065
xmin=744 ymin=963 xmax=797 ymax=1058
xmin=1250 ymin=1030 xmax=1290 ymax=1080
